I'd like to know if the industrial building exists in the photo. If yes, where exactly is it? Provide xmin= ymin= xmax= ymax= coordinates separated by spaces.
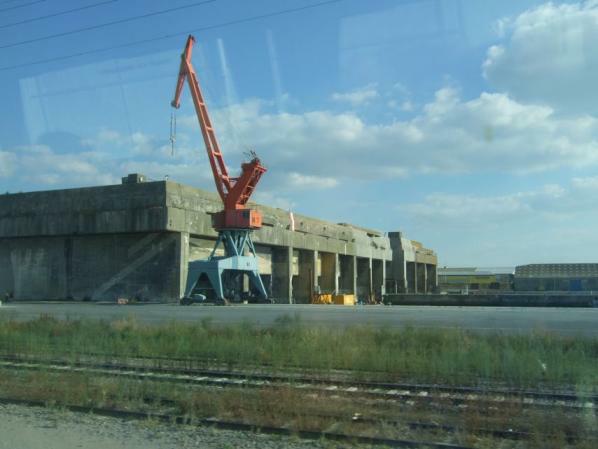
xmin=0 ymin=175 xmax=437 ymax=303
xmin=514 ymin=264 xmax=598 ymax=292
xmin=438 ymin=267 xmax=514 ymax=294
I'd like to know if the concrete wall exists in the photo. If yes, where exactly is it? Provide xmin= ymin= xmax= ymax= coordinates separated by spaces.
xmin=514 ymin=277 xmax=598 ymax=292
xmin=0 ymin=233 xmax=181 ymax=301
xmin=0 ymin=180 xmax=437 ymax=302
xmin=385 ymin=293 xmax=598 ymax=307
xmin=387 ymin=232 xmax=438 ymax=294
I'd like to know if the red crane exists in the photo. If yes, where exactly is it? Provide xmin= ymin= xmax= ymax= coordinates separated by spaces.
xmin=172 ymin=35 xmax=269 ymax=304
xmin=171 ymin=35 xmax=266 ymax=230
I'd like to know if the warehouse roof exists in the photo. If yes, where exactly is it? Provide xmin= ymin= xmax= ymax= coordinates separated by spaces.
xmin=439 ymin=267 xmax=514 ymax=276
xmin=515 ymin=264 xmax=598 ymax=278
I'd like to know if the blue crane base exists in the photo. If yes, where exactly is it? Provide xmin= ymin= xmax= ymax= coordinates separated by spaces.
xmin=183 ymin=229 xmax=269 ymax=303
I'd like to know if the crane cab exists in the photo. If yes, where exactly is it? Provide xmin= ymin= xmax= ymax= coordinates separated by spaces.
xmin=213 ymin=209 xmax=263 ymax=230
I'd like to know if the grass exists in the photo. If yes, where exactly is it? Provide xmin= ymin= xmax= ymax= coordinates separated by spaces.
xmin=0 ymin=314 xmax=596 ymax=389
xmin=0 ymin=368 xmax=595 ymax=449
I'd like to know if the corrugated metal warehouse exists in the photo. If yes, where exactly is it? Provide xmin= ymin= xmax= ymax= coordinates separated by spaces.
xmin=514 ymin=264 xmax=598 ymax=292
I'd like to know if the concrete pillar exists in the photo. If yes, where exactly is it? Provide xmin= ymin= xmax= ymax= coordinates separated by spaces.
xmin=352 ymin=255 xmax=357 ymax=296
xmin=413 ymin=262 xmax=418 ymax=293
xmin=356 ymin=257 xmax=370 ymax=303
xmin=296 ymin=249 xmax=319 ymax=300
xmin=401 ymin=260 xmax=411 ymax=293
xmin=389 ymin=231 xmax=407 ymax=293
xmin=64 ymin=237 xmax=74 ymax=299
xmin=175 ymin=232 xmax=190 ymax=299
xmin=384 ymin=260 xmax=395 ymax=293
xmin=369 ymin=257 xmax=373 ymax=300
xmin=415 ymin=262 xmax=426 ymax=294
xmin=339 ymin=254 xmax=356 ymax=294
xmin=319 ymin=251 xmax=337 ymax=293
xmin=334 ymin=253 xmax=340 ymax=293
xmin=382 ymin=259 xmax=386 ymax=296
xmin=293 ymin=249 xmax=316 ymax=303
xmin=427 ymin=264 xmax=437 ymax=292
xmin=313 ymin=250 xmax=319 ymax=293
xmin=272 ymin=246 xmax=293 ymax=303
xmin=372 ymin=258 xmax=385 ymax=301
xmin=405 ymin=262 xmax=417 ymax=293
xmin=0 ymin=240 xmax=14 ymax=298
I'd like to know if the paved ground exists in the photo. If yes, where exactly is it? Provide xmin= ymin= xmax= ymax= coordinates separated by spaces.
xmin=1 ymin=302 xmax=597 ymax=336
xmin=0 ymin=403 xmax=346 ymax=449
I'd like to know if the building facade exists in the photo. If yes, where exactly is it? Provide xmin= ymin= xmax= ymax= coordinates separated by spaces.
xmin=0 ymin=176 xmax=437 ymax=303
xmin=514 ymin=264 xmax=598 ymax=292
xmin=438 ymin=267 xmax=514 ymax=294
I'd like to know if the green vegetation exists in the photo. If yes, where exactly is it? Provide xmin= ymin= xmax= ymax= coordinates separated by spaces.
xmin=1 ymin=368 xmax=594 ymax=449
xmin=0 ymin=314 xmax=596 ymax=389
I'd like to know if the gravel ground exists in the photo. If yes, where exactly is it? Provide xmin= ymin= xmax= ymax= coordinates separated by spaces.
xmin=0 ymin=403 xmax=359 ymax=449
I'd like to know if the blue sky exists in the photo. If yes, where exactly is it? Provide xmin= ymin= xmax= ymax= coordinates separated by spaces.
xmin=2 ymin=0 xmax=598 ymax=266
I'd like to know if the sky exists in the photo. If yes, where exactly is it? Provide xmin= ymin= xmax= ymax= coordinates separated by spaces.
xmin=1 ymin=0 xmax=598 ymax=267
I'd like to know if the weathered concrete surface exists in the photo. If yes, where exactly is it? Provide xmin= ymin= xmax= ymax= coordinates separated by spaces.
xmin=164 ymin=182 xmax=391 ymax=259
xmin=0 ymin=180 xmax=436 ymax=302
xmin=385 ymin=293 xmax=598 ymax=307
xmin=0 ymin=182 xmax=168 ymax=236
xmin=0 ymin=233 xmax=182 ymax=301
xmin=0 ymin=181 xmax=391 ymax=257
xmin=1 ymin=303 xmax=597 ymax=336
xmin=388 ymin=232 xmax=437 ymax=293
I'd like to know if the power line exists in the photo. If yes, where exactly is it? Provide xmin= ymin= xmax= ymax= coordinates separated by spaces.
xmin=0 ymin=0 xmax=118 ymax=30
xmin=0 ymin=0 xmax=45 ymax=13
xmin=0 ymin=0 xmax=345 ymax=72
xmin=0 ymin=0 xmax=218 ymax=50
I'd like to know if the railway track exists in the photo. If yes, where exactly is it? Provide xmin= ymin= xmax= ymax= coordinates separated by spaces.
xmin=0 ymin=354 xmax=594 ymax=410
xmin=1 ymin=390 xmax=593 ymax=447
xmin=1 ymin=355 xmax=595 ymax=447
xmin=0 ymin=396 xmax=475 ymax=449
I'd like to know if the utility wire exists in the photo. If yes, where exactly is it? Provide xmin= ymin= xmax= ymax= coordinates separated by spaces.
xmin=0 ymin=0 xmax=118 ymax=30
xmin=0 ymin=0 xmax=218 ymax=50
xmin=0 ymin=0 xmax=344 ymax=72
xmin=0 ymin=0 xmax=45 ymax=13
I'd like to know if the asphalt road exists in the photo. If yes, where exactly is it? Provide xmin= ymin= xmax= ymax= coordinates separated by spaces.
xmin=1 ymin=302 xmax=597 ymax=336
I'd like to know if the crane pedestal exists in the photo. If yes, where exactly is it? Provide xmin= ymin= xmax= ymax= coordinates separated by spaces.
xmin=183 ymin=229 xmax=269 ymax=304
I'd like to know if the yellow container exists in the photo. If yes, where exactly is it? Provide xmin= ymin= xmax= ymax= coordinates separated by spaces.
xmin=332 ymin=294 xmax=355 ymax=305
xmin=311 ymin=294 xmax=332 ymax=304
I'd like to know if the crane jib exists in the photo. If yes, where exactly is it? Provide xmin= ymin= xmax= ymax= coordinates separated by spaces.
xmin=170 ymin=34 xmax=267 ymax=230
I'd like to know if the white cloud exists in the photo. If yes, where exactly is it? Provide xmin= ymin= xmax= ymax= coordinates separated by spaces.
xmin=10 ymin=145 xmax=118 ymax=187
xmin=288 ymin=172 xmax=338 ymax=189
xmin=0 ymin=151 xmax=17 ymax=178
xmin=387 ymin=99 xmax=415 ymax=112
xmin=399 ymin=177 xmax=598 ymax=265
xmin=82 ymin=129 xmax=163 ymax=156
xmin=0 ymin=130 xmax=215 ymax=191
xmin=331 ymin=84 xmax=379 ymax=106
xmin=8 ymin=82 xmax=598 ymax=194
xmin=404 ymin=184 xmax=567 ymax=226
xmin=181 ymin=88 xmax=598 ymax=180
xmin=252 ymin=190 xmax=295 ymax=210
xmin=401 ymin=179 xmax=598 ymax=230
xmin=572 ymin=175 xmax=598 ymax=190
xmin=484 ymin=1 xmax=598 ymax=113
xmin=400 ymin=100 xmax=414 ymax=112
